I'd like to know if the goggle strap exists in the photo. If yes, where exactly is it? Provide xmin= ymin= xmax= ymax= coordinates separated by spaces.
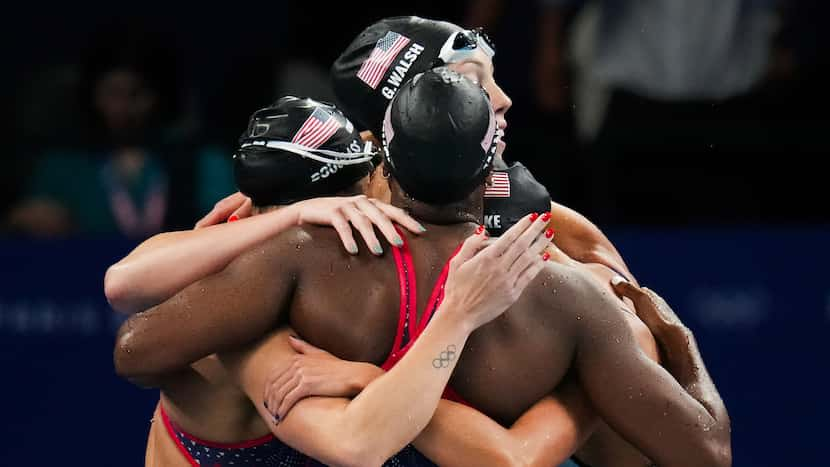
xmin=240 ymin=141 xmax=376 ymax=166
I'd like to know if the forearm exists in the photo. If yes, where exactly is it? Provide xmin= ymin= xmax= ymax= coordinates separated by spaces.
xmin=337 ymin=307 xmax=473 ymax=465
xmin=414 ymin=383 xmax=596 ymax=467
xmin=661 ymin=327 xmax=730 ymax=433
xmin=576 ymin=286 xmax=731 ymax=466
xmin=228 ymin=311 xmax=474 ymax=467
xmin=306 ymin=360 xmax=596 ymax=467
xmin=548 ymin=201 xmax=637 ymax=284
xmin=105 ymin=207 xmax=300 ymax=314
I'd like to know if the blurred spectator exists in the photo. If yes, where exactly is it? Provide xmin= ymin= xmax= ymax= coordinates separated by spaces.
xmin=7 ymin=21 xmax=189 ymax=237
xmin=535 ymin=0 xmax=783 ymax=224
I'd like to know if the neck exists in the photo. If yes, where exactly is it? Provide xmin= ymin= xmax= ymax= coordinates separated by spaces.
xmin=389 ymin=184 xmax=484 ymax=226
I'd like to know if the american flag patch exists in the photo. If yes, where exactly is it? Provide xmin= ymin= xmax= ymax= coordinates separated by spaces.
xmin=292 ymin=108 xmax=341 ymax=149
xmin=356 ymin=31 xmax=411 ymax=89
xmin=485 ymin=172 xmax=510 ymax=198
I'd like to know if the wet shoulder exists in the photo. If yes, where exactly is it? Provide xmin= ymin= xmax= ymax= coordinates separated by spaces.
xmin=521 ymin=260 xmax=613 ymax=329
xmin=262 ymin=224 xmax=397 ymax=275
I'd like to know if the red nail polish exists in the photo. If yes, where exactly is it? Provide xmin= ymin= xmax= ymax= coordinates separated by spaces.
xmin=545 ymin=228 xmax=554 ymax=239
xmin=529 ymin=212 xmax=539 ymax=222
xmin=541 ymin=212 xmax=552 ymax=222
xmin=542 ymin=252 xmax=551 ymax=261
xmin=475 ymin=225 xmax=485 ymax=234
xmin=228 ymin=215 xmax=239 ymax=222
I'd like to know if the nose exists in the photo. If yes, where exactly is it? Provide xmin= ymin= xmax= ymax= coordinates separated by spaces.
xmin=489 ymin=83 xmax=512 ymax=129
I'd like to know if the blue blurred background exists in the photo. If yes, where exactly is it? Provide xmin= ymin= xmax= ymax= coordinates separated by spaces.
xmin=2 ymin=1 xmax=828 ymax=466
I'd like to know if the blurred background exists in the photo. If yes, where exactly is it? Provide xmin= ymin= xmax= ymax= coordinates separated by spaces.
xmin=1 ymin=1 xmax=827 ymax=465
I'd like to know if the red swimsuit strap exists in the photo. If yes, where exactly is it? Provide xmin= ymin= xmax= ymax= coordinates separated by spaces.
xmin=379 ymin=230 xmax=472 ymax=407
xmin=381 ymin=226 xmax=417 ymax=370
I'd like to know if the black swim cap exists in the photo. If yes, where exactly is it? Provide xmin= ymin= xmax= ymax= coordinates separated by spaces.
xmin=331 ymin=16 xmax=462 ymax=136
xmin=234 ymin=96 xmax=376 ymax=206
xmin=383 ymin=68 xmax=497 ymax=204
xmin=483 ymin=161 xmax=552 ymax=237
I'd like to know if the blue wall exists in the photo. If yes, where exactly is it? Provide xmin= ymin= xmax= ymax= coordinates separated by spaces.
xmin=1 ymin=229 xmax=827 ymax=466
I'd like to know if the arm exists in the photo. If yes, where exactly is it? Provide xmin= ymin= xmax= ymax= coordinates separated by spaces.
xmin=105 ymin=195 xmax=425 ymax=314
xmin=267 ymin=333 xmax=597 ymax=467
xmin=413 ymin=379 xmax=596 ymax=467
xmin=224 ymin=216 xmax=553 ymax=467
xmin=113 ymin=231 xmax=301 ymax=388
xmin=105 ymin=205 xmax=302 ymax=314
xmin=571 ymin=274 xmax=731 ymax=467
xmin=227 ymin=312 xmax=477 ymax=467
xmin=549 ymin=201 xmax=638 ymax=284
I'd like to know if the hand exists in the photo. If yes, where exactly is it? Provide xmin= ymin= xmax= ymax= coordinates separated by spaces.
xmin=290 ymin=195 xmax=426 ymax=256
xmin=443 ymin=212 xmax=555 ymax=331
xmin=611 ymin=277 xmax=695 ymax=373
xmin=611 ymin=277 xmax=688 ymax=337
xmin=263 ymin=335 xmax=384 ymax=422
xmin=194 ymin=192 xmax=253 ymax=229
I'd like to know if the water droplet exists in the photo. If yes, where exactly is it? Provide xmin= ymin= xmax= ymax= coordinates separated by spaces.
xmin=576 ymin=316 xmax=582 ymax=320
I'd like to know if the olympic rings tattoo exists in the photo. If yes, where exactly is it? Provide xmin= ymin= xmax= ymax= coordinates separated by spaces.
xmin=432 ymin=344 xmax=457 ymax=369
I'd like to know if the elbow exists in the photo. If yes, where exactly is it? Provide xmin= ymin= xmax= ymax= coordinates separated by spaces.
xmin=701 ymin=443 xmax=732 ymax=467
xmin=113 ymin=323 xmax=161 ymax=388
xmin=337 ymin=439 xmax=389 ymax=467
xmin=323 ymin=430 xmax=394 ymax=467
xmin=708 ymin=426 xmax=733 ymax=467
xmin=492 ymin=452 xmax=525 ymax=467
xmin=696 ymin=424 xmax=732 ymax=467
xmin=326 ymin=443 xmax=383 ymax=467
xmin=104 ymin=265 xmax=137 ymax=314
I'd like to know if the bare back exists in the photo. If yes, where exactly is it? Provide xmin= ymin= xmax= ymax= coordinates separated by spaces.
xmin=117 ymin=215 xmax=727 ymax=467
xmin=285 ymin=224 xmax=600 ymax=426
